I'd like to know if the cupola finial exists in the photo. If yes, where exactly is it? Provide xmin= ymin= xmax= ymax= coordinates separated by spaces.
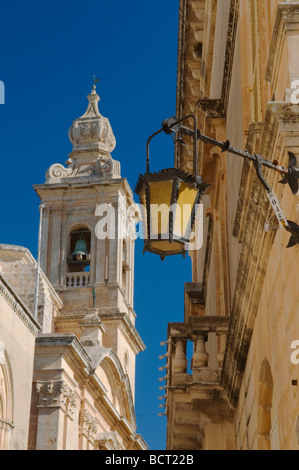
xmin=92 ymin=75 xmax=100 ymax=91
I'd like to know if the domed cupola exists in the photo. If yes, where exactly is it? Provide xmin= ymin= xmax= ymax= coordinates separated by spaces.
xmin=68 ymin=86 xmax=116 ymax=162
xmin=45 ymin=84 xmax=121 ymax=183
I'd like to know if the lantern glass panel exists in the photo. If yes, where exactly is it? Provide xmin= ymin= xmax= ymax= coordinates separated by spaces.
xmin=173 ymin=182 xmax=199 ymax=240
xmin=149 ymin=180 xmax=173 ymax=238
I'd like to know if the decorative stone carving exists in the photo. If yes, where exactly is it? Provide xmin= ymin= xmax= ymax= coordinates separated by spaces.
xmin=60 ymin=383 xmax=77 ymax=416
xmin=45 ymin=155 xmax=121 ymax=183
xmin=43 ymin=206 xmax=64 ymax=217
xmin=44 ymin=88 xmax=119 ymax=183
xmin=68 ymin=89 xmax=116 ymax=154
xmin=46 ymin=162 xmax=78 ymax=181
xmin=98 ymin=157 xmax=121 ymax=179
xmin=36 ymin=380 xmax=64 ymax=407
xmin=35 ymin=380 xmax=76 ymax=416
xmin=79 ymin=410 xmax=98 ymax=444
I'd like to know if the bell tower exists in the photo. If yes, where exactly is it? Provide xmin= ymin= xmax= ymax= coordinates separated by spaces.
xmin=34 ymin=85 xmax=144 ymax=395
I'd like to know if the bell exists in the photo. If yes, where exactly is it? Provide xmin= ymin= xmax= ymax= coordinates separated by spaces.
xmin=71 ymin=238 xmax=89 ymax=261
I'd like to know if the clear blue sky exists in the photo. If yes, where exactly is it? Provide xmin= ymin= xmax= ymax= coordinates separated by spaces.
xmin=0 ymin=0 xmax=193 ymax=450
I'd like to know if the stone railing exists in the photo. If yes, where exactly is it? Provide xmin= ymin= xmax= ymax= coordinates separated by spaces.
xmin=158 ymin=316 xmax=230 ymax=427
xmin=66 ymin=272 xmax=90 ymax=289
xmin=164 ymin=316 xmax=230 ymax=383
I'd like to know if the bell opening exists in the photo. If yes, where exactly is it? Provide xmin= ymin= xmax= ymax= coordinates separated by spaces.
xmin=67 ymin=228 xmax=91 ymax=272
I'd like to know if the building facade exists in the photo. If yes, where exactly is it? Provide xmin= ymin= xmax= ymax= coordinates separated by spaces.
xmin=0 ymin=87 xmax=147 ymax=450
xmin=0 ymin=247 xmax=40 ymax=450
xmin=163 ymin=0 xmax=299 ymax=450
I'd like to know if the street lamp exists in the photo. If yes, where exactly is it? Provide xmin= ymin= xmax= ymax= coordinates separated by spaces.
xmin=135 ymin=115 xmax=208 ymax=260
xmin=136 ymin=115 xmax=299 ymax=256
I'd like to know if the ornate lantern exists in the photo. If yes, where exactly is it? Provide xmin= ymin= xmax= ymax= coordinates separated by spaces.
xmin=135 ymin=115 xmax=208 ymax=259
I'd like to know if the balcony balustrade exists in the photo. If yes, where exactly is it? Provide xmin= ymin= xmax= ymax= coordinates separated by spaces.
xmin=66 ymin=272 xmax=90 ymax=289
xmin=165 ymin=316 xmax=229 ymax=383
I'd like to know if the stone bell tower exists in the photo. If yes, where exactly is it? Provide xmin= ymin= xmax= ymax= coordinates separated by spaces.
xmin=34 ymin=85 xmax=144 ymax=395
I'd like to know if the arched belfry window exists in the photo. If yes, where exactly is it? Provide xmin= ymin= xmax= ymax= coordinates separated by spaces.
xmin=67 ymin=228 xmax=91 ymax=273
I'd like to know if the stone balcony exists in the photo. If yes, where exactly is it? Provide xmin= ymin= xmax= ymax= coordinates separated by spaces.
xmin=166 ymin=316 xmax=229 ymax=384
xmin=163 ymin=315 xmax=232 ymax=450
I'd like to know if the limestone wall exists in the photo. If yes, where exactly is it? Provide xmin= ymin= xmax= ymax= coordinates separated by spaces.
xmin=0 ymin=269 xmax=39 ymax=449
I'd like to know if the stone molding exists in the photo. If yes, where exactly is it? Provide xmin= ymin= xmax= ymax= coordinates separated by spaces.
xmin=176 ymin=0 xmax=240 ymax=170
xmin=99 ymin=311 xmax=146 ymax=353
xmin=222 ymin=101 xmax=299 ymax=408
xmin=196 ymin=0 xmax=240 ymax=118
xmin=266 ymin=2 xmax=299 ymax=85
xmin=0 ymin=274 xmax=40 ymax=335
xmin=95 ymin=431 xmax=120 ymax=450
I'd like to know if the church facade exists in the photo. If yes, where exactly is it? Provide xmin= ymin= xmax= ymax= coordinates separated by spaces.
xmin=0 ymin=87 xmax=147 ymax=450
xmin=163 ymin=0 xmax=299 ymax=450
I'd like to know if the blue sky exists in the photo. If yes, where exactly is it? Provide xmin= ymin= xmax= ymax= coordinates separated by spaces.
xmin=0 ymin=0 xmax=193 ymax=450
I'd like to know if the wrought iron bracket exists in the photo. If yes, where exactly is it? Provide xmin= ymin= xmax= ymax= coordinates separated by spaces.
xmin=160 ymin=116 xmax=299 ymax=248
